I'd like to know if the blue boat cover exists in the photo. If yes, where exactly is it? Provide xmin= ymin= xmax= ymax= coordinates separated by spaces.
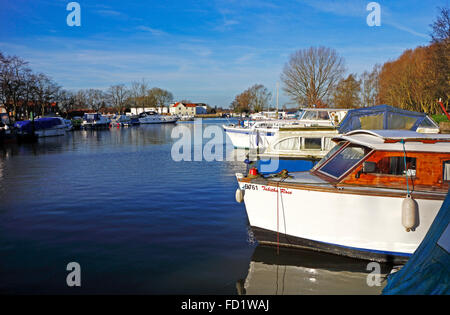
xmin=14 ymin=117 xmax=62 ymax=134
xmin=382 ymin=189 xmax=450 ymax=295
xmin=338 ymin=105 xmax=438 ymax=134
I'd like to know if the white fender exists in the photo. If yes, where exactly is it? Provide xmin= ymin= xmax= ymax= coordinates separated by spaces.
xmin=235 ymin=188 xmax=245 ymax=203
xmin=402 ymin=196 xmax=418 ymax=232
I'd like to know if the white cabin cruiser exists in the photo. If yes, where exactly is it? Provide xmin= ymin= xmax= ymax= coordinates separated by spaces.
xmin=138 ymin=111 xmax=178 ymax=124
xmin=82 ymin=113 xmax=110 ymax=129
xmin=236 ymin=130 xmax=450 ymax=263
xmin=223 ymin=108 xmax=348 ymax=149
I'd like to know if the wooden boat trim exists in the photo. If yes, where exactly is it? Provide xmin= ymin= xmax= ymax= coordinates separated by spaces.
xmin=238 ymin=177 xmax=446 ymax=200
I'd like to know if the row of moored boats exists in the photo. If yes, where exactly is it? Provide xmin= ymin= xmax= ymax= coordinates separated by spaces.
xmin=1 ymin=111 xmax=179 ymax=139
xmin=227 ymin=104 xmax=450 ymax=264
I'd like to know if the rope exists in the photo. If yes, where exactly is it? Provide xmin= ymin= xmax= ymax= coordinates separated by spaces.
xmin=275 ymin=175 xmax=289 ymax=256
xmin=276 ymin=180 xmax=280 ymax=256
xmin=401 ymin=139 xmax=410 ymax=197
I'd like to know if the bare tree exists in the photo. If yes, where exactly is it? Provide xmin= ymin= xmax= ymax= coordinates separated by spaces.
xmin=361 ymin=64 xmax=381 ymax=107
xmin=108 ymin=84 xmax=129 ymax=113
xmin=281 ymin=46 xmax=346 ymax=107
xmin=249 ymin=84 xmax=272 ymax=112
xmin=86 ymin=89 xmax=107 ymax=112
xmin=148 ymin=87 xmax=173 ymax=107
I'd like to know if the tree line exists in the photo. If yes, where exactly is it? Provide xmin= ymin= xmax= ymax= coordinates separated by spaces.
xmin=0 ymin=55 xmax=175 ymax=121
xmin=232 ymin=6 xmax=449 ymax=115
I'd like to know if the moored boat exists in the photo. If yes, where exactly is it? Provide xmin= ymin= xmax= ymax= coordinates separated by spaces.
xmin=15 ymin=117 xmax=67 ymax=138
xmin=223 ymin=108 xmax=348 ymax=150
xmin=235 ymin=130 xmax=450 ymax=263
xmin=138 ymin=111 xmax=178 ymax=124
xmin=257 ymin=105 xmax=440 ymax=161
xmin=81 ymin=113 xmax=110 ymax=129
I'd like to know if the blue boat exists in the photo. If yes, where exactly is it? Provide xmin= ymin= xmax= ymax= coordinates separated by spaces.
xmin=14 ymin=117 xmax=67 ymax=137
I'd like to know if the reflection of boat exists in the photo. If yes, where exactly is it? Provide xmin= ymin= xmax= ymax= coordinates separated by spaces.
xmin=258 ymin=105 xmax=439 ymax=160
xmin=64 ymin=119 xmax=73 ymax=131
xmin=223 ymin=109 xmax=348 ymax=150
xmin=139 ymin=111 xmax=178 ymax=124
xmin=236 ymin=130 xmax=450 ymax=263
xmin=0 ymin=113 xmax=16 ymax=145
xmin=237 ymin=246 xmax=391 ymax=295
xmin=82 ymin=113 xmax=110 ymax=129
xmin=178 ymin=115 xmax=194 ymax=121
xmin=110 ymin=115 xmax=133 ymax=127
xmin=15 ymin=117 xmax=67 ymax=137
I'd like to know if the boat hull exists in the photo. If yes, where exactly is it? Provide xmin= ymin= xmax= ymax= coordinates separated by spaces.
xmin=223 ymin=126 xmax=276 ymax=149
xmin=238 ymin=180 xmax=443 ymax=262
xmin=139 ymin=118 xmax=178 ymax=124
xmin=35 ymin=127 xmax=66 ymax=137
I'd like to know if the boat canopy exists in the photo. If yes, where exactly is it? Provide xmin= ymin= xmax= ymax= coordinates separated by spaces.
xmin=14 ymin=117 xmax=63 ymax=133
xmin=338 ymin=105 xmax=439 ymax=134
xmin=382 ymin=189 xmax=450 ymax=295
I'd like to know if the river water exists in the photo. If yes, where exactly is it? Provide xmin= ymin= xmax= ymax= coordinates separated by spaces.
xmin=0 ymin=119 xmax=387 ymax=294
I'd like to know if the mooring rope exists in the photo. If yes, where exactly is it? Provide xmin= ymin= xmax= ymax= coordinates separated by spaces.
xmin=401 ymin=139 xmax=410 ymax=197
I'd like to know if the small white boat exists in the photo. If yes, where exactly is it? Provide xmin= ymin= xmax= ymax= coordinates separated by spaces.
xmin=236 ymin=130 xmax=450 ymax=263
xmin=82 ymin=113 xmax=110 ymax=129
xmin=138 ymin=111 xmax=178 ymax=124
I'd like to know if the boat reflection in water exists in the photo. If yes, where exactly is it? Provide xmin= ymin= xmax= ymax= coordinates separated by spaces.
xmin=237 ymin=245 xmax=393 ymax=295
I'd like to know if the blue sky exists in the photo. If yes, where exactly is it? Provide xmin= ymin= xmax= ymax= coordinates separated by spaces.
xmin=0 ymin=0 xmax=448 ymax=107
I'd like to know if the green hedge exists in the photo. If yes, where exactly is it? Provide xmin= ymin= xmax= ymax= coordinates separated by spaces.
xmin=432 ymin=114 xmax=450 ymax=124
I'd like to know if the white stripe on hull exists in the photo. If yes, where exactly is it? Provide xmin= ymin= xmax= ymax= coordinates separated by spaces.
xmin=239 ymin=182 xmax=442 ymax=256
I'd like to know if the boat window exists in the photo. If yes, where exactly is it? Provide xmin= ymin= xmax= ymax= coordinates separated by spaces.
xmin=387 ymin=113 xmax=417 ymax=130
xmin=317 ymin=111 xmax=330 ymax=120
xmin=376 ymin=157 xmax=417 ymax=177
xmin=418 ymin=116 xmax=439 ymax=129
xmin=273 ymin=137 xmax=300 ymax=151
xmin=302 ymin=111 xmax=318 ymax=120
xmin=360 ymin=114 xmax=384 ymax=130
xmin=304 ymin=138 xmax=322 ymax=150
xmin=444 ymin=161 xmax=450 ymax=182
xmin=313 ymin=142 xmax=345 ymax=170
xmin=319 ymin=144 xmax=370 ymax=179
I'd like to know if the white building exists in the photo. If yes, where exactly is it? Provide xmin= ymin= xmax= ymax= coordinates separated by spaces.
xmin=170 ymin=102 xmax=208 ymax=116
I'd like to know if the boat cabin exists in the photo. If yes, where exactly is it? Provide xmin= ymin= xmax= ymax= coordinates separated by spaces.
xmin=298 ymin=108 xmax=348 ymax=126
xmin=311 ymin=130 xmax=450 ymax=193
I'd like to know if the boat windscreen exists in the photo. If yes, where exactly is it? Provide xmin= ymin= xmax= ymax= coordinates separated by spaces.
xmin=301 ymin=111 xmax=318 ymax=120
xmin=312 ymin=142 xmax=344 ymax=171
xmin=318 ymin=144 xmax=371 ymax=179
